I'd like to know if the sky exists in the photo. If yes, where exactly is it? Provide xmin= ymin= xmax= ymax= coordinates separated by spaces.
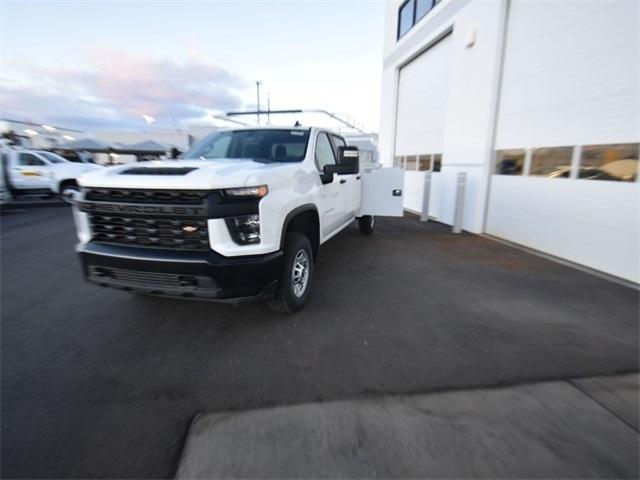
xmin=0 ymin=0 xmax=386 ymax=134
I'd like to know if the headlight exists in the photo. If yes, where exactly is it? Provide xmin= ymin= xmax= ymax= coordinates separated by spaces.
xmin=223 ymin=185 xmax=268 ymax=198
xmin=226 ymin=214 xmax=261 ymax=244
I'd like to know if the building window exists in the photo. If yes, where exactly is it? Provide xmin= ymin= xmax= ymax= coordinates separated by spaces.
xmin=495 ymin=149 xmax=525 ymax=175
xmin=398 ymin=0 xmax=440 ymax=40
xmin=405 ymin=155 xmax=417 ymax=170
xmin=398 ymin=0 xmax=415 ymax=39
xmin=530 ymin=147 xmax=573 ymax=178
xmin=416 ymin=0 xmax=434 ymax=21
xmin=418 ymin=154 xmax=431 ymax=171
xmin=433 ymin=154 xmax=442 ymax=172
xmin=580 ymin=143 xmax=638 ymax=182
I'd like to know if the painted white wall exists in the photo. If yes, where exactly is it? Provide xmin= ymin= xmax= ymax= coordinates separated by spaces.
xmin=438 ymin=0 xmax=505 ymax=232
xmin=496 ymin=0 xmax=639 ymax=149
xmin=487 ymin=176 xmax=639 ymax=283
xmin=403 ymin=171 xmax=425 ymax=212
xmin=402 ymin=170 xmax=444 ymax=219
xmin=380 ymin=0 xmax=505 ymax=233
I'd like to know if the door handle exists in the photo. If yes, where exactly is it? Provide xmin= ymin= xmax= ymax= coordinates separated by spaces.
xmin=340 ymin=179 xmax=346 ymax=184
xmin=356 ymin=176 xmax=361 ymax=180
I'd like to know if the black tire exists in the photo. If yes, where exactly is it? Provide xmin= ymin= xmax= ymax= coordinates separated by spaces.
xmin=358 ymin=215 xmax=375 ymax=235
xmin=268 ymin=233 xmax=314 ymax=314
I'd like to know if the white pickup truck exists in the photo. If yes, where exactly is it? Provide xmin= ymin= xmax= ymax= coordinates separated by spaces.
xmin=1 ymin=147 xmax=102 ymax=201
xmin=71 ymin=127 xmax=403 ymax=312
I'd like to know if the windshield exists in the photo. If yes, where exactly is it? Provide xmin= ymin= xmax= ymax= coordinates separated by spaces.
xmin=38 ymin=151 xmax=68 ymax=164
xmin=185 ymin=129 xmax=310 ymax=163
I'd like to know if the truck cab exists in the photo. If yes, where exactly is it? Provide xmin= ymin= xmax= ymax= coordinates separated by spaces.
xmin=1 ymin=147 xmax=102 ymax=201
xmin=72 ymin=127 xmax=403 ymax=312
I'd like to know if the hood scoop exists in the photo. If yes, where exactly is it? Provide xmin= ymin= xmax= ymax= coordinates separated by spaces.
xmin=120 ymin=166 xmax=198 ymax=176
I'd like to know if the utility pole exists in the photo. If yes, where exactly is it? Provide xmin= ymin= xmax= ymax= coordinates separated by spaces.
xmin=267 ymin=92 xmax=271 ymax=125
xmin=256 ymin=81 xmax=262 ymax=125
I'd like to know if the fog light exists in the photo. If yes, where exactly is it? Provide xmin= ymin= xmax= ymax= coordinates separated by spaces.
xmin=226 ymin=214 xmax=261 ymax=245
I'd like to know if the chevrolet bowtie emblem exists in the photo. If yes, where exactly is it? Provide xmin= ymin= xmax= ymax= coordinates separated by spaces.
xmin=182 ymin=226 xmax=198 ymax=233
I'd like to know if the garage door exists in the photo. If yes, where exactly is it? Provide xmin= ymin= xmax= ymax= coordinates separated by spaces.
xmin=486 ymin=0 xmax=639 ymax=282
xmin=394 ymin=34 xmax=452 ymax=157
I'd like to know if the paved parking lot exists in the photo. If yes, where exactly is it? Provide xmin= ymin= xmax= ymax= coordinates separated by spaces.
xmin=1 ymin=206 xmax=638 ymax=478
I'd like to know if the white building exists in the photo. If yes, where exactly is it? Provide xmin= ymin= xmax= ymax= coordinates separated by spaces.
xmin=95 ymin=128 xmax=192 ymax=152
xmin=379 ymin=0 xmax=639 ymax=283
xmin=0 ymin=119 xmax=83 ymax=148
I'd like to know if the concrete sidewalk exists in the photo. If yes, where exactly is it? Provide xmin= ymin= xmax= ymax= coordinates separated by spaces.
xmin=177 ymin=374 xmax=639 ymax=479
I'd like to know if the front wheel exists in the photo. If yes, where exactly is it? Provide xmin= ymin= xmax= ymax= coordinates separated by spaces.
xmin=358 ymin=215 xmax=375 ymax=235
xmin=268 ymin=233 xmax=314 ymax=314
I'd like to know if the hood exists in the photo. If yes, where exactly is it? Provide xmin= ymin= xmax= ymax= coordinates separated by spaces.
xmin=78 ymin=158 xmax=290 ymax=190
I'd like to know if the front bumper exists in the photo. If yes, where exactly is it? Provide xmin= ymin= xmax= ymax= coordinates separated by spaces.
xmin=78 ymin=242 xmax=283 ymax=302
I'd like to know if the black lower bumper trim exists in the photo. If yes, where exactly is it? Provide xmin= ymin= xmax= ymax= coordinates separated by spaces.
xmin=78 ymin=242 xmax=283 ymax=302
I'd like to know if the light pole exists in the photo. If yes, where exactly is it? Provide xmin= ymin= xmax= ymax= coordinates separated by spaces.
xmin=256 ymin=81 xmax=262 ymax=125
xmin=267 ymin=92 xmax=271 ymax=125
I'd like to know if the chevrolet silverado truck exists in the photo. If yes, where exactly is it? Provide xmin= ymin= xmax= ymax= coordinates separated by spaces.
xmin=1 ymin=147 xmax=102 ymax=202
xmin=71 ymin=127 xmax=403 ymax=313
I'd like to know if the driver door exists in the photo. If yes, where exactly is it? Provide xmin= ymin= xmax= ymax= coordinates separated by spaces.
xmin=11 ymin=152 xmax=51 ymax=190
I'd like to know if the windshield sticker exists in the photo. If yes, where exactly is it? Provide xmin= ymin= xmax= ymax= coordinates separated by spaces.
xmin=290 ymin=131 xmax=305 ymax=136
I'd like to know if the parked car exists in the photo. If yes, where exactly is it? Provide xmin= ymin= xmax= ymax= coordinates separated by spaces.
xmin=71 ymin=127 xmax=404 ymax=312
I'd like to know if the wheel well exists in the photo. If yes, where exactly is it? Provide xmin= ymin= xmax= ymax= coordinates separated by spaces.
xmin=284 ymin=208 xmax=320 ymax=259
xmin=59 ymin=179 xmax=78 ymax=191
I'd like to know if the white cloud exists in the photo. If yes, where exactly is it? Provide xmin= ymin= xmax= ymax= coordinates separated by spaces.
xmin=0 ymin=50 xmax=249 ymax=130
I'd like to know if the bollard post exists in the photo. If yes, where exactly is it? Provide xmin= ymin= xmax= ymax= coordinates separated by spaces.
xmin=452 ymin=172 xmax=466 ymax=234
xmin=420 ymin=171 xmax=432 ymax=222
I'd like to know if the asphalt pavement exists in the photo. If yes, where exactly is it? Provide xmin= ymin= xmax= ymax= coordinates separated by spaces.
xmin=1 ymin=206 xmax=638 ymax=478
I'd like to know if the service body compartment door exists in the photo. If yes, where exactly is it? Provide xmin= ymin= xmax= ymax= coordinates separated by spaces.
xmin=358 ymin=166 xmax=404 ymax=217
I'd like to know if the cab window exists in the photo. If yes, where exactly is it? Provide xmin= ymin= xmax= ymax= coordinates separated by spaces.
xmin=330 ymin=135 xmax=346 ymax=161
xmin=314 ymin=133 xmax=336 ymax=172
xmin=19 ymin=153 xmax=46 ymax=166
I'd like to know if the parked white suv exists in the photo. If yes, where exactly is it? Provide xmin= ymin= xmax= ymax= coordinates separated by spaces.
xmin=71 ymin=127 xmax=403 ymax=312
xmin=1 ymin=148 xmax=102 ymax=201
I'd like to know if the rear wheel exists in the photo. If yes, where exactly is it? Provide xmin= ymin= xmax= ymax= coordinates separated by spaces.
xmin=268 ymin=233 xmax=313 ymax=313
xmin=358 ymin=215 xmax=375 ymax=235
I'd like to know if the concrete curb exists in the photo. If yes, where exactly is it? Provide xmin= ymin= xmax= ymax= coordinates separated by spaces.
xmin=176 ymin=374 xmax=639 ymax=479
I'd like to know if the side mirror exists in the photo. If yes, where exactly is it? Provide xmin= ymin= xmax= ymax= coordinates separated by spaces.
xmin=319 ymin=146 xmax=360 ymax=184
xmin=320 ymin=167 xmax=334 ymax=185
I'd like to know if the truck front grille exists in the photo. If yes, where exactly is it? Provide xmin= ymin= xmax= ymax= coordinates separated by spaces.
xmin=89 ymin=214 xmax=210 ymax=250
xmin=85 ymin=188 xmax=208 ymax=204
